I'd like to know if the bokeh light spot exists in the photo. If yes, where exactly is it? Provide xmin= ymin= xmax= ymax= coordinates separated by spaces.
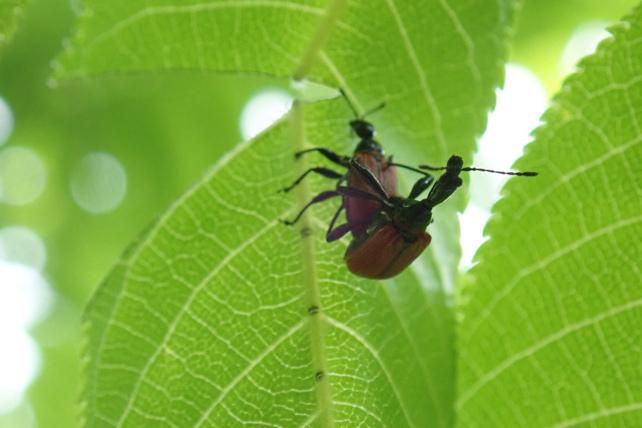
xmin=0 ymin=262 xmax=52 ymax=328
xmin=560 ymin=21 xmax=611 ymax=77
xmin=0 ymin=329 xmax=40 ymax=414
xmin=70 ymin=152 xmax=127 ymax=214
xmin=0 ymin=146 xmax=47 ymax=205
xmin=0 ymin=97 xmax=13 ymax=146
xmin=0 ymin=261 xmax=52 ymax=414
xmin=0 ymin=226 xmax=47 ymax=271
xmin=240 ymin=89 xmax=292 ymax=140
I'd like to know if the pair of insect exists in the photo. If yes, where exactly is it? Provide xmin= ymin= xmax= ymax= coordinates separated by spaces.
xmin=281 ymin=92 xmax=537 ymax=279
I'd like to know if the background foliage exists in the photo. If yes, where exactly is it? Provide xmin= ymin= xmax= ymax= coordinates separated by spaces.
xmin=0 ymin=0 xmax=639 ymax=427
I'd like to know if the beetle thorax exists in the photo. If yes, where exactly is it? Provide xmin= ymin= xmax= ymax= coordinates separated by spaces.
xmin=354 ymin=139 xmax=384 ymax=157
xmin=389 ymin=198 xmax=431 ymax=242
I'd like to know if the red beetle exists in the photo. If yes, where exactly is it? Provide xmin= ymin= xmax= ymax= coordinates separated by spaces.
xmin=343 ymin=156 xmax=537 ymax=279
xmin=281 ymin=91 xmax=430 ymax=240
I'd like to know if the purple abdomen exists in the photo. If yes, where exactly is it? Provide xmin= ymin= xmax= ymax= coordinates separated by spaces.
xmin=345 ymin=152 xmax=397 ymax=237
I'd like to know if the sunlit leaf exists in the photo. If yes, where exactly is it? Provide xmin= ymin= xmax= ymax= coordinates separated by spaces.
xmin=85 ymin=100 xmax=449 ymax=427
xmin=61 ymin=0 xmax=521 ymax=426
xmin=56 ymin=0 xmax=515 ymax=163
xmin=457 ymin=5 xmax=642 ymax=427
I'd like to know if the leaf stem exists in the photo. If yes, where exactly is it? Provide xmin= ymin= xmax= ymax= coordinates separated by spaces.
xmin=290 ymin=102 xmax=335 ymax=427
xmin=293 ymin=0 xmax=347 ymax=80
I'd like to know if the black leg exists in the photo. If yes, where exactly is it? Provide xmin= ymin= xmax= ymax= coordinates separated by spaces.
xmin=279 ymin=167 xmax=344 ymax=193
xmin=425 ymin=174 xmax=463 ymax=208
xmin=294 ymin=147 xmax=350 ymax=167
xmin=335 ymin=185 xmax=393 ymax=208
xmin=282 ymin=185 xmax=391 ymax=229
xmin=281 ymin=190 xmax=340 ymax=226
xmin=408 ymin=175 xmax=435 ymax=199
xmin=348 ymin=159 xmax=390 ymax=200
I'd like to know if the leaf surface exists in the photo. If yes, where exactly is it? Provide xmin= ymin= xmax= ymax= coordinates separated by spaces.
xmin=457 ymin=5 xmax=642 ymax=427
xmin=68 ymin=0 xmax=521 ymax=426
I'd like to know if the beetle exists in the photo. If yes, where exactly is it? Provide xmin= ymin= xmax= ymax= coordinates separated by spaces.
xmin=343 ymin=156 xmax=538 ymax=279
xmin=281 ymin=90 xmax=430 ymax=240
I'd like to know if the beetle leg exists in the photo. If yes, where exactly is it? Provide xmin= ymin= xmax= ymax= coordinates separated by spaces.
xmin=335 ymin=185 xmax=393 ymax=208
xmin=424 ymin=171 xmax=463 ymax=208
xmin=281 ymin=190 xmax=340 ymax=226
xmin=279 ymin=167 xmax=344 ymax=193
xmin=294 ymin=147 xmax=350 ymax=167
xmin=348 ymin=160 xmax=391 ymax=200
xmin=327 ymin=223 xmax=353 ymax=242
xmin=408 ymin=175 xmax=435 ymax=199
xmin=325 ymin=203 xmax=352 ymax=242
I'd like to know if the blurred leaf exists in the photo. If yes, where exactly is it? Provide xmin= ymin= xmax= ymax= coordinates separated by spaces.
xmin=0 ymin=0 xmax=283 ymax=427
xmin=60 ymin=0 xmax=521 ymax=426
xmin=457 ymin=5 xmax=642 ymax=427
xmin=511 ymin=0 xmax=638 ymax=92
xmin=0 ymin=0 xmax=27 ymax=49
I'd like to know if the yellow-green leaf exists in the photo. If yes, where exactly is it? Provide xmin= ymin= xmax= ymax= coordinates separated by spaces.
xmin=457 ymin=4 xmax=642 ymax=427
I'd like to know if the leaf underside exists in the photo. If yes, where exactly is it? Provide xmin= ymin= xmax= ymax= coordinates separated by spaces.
xmin=61 ymin=0 xmax=520 ymax=426
xmin=457 ymin=5 xmax=642 ymax=427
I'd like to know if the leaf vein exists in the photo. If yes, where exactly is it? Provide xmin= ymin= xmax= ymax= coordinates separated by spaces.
xmin=550 ymin=401 xmax=642 ymax=428
xmin=324 ymin=315 xmax=416 ymax=428
xmin=194 ymin=320 xmax=306 ymax=427
xmin=466 ymin=214 xmax=642 ymax=340
xmin=87 ymin=0 xmax=326 ymax=53
xmin=383 ymin=0 xmax=447 ymax=158
xmin=114 ymin=215 xmax=286 ymax=426
xmin=457 ymin=297 xmax=642 ymax=408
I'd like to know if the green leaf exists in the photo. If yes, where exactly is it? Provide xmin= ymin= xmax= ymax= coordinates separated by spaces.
xmin=457 ymin=5 xmax=642 ymax=427
xmin=0 ymin=0 xmax=27 ymax=48
xmin=510 ymin=0 xmax=639 ymax=92
xmin=56 ymin=0 xmax=515 ymax=163
xmin=67 ymin=0 xmax=521 ymax=426
xmin=85 ymin=100 xmax=454 ymax=427
xmin=0 ymin=2 xmax=290 ymax=427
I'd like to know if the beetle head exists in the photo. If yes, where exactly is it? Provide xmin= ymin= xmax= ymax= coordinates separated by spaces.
xmin=447 ymin=155 xmax=464 ymax=170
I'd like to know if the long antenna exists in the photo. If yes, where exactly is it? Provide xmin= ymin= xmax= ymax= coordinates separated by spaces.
xmin=339 ymin=88 xmax=386 ymax=119
xmin=362 ymin=102 xmax=386 ymax=118
xmin=339 ymin=88 xmax=360 ymax=118
xmin=462 ymin=166 xmax=538 ymax=176
xmin=419 ymin=163 xmax=538 ymax=177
